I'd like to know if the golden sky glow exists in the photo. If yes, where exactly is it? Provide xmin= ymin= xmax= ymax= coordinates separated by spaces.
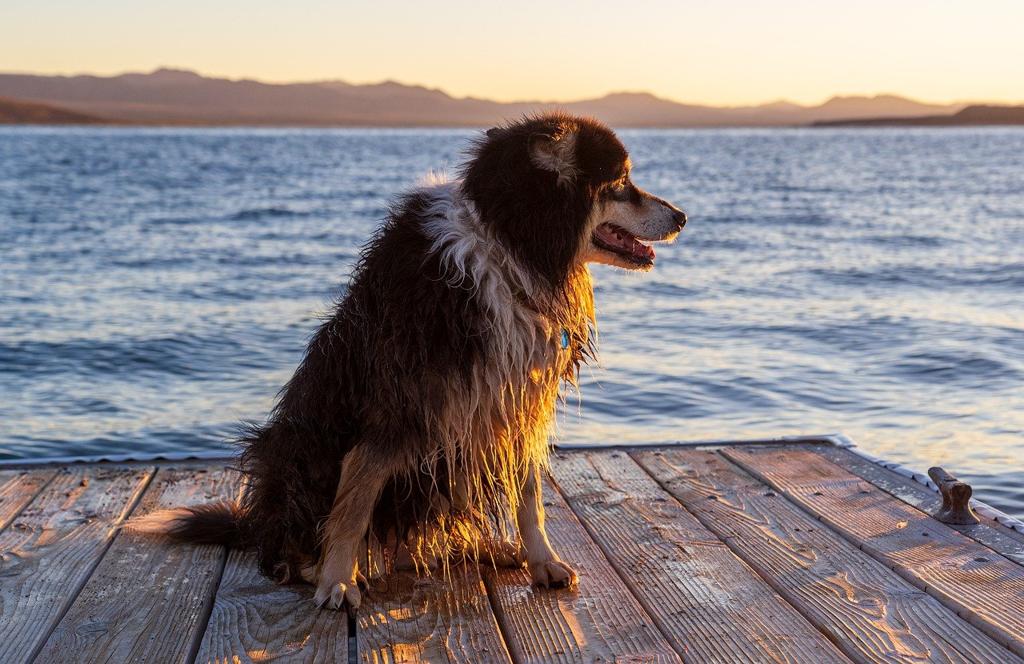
xmin=2 ymin=0 xmax=1022 ymax=106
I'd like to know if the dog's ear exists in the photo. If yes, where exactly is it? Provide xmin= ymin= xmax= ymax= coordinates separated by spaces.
xmin=529 ymin=127 xmax=578 ymax=186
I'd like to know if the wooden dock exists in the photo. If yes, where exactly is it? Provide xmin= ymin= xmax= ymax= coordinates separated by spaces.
xmin=1 ymin=439 xmax=1023 ymax=663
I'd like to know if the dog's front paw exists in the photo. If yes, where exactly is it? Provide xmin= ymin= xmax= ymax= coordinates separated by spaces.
xmin=313 ymin=577 xmax=362 ymax=614
xmin=529 ymin=558 xmax=578 ymax=589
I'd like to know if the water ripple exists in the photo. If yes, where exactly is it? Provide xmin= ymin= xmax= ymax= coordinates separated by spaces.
xmin=1 ymin=126 xmax=1022 ymax=517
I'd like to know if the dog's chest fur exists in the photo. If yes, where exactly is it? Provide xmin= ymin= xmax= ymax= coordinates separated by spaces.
xmin=415 ymin=179 xmax=594 ymax=516
xmin=419 ymin=177 xmax=592 ymax=380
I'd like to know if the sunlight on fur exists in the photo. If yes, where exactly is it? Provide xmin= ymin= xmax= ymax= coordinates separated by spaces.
xmin=127 ymin=114 xmax=686 ymax=610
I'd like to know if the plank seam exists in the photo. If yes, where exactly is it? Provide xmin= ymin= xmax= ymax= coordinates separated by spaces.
xmin=186 ymin=470 xmax=249 ymax=664
xmin=547 ymin=456 xmax=721 ymax=662
xmin=631 ymin=449 xmax=977 ymax=664
xmin=0 ymin=469 xmax=59 ymax=536
xmin=556 ymin=434 xmax=1024 ymax=540
xmin=722 ymin=450 xmax=1024 ymax=661
xmin=841 ymin=445 xmax=1024 ymax=536
xmin=26 ymin=466 xmax=159 ymax=664
xmin=185 ymin=544 xmax=231 ymax=664
xmin=479 ymin=572 xmax=525 ymax=664
xmin=820 ymin=447 xmax=1024 ymax=556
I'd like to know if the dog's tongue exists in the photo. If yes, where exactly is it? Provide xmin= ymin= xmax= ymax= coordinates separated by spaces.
xmin=595 ymin=223 xmax=655 ymax=260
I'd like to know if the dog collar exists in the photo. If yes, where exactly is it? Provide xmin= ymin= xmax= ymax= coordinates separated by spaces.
xmin=560 ymin=328 xmax=570 ymax=350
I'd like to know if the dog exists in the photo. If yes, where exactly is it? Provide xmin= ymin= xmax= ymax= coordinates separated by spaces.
xmin=131 ymin=112 xmax=686 ymax=612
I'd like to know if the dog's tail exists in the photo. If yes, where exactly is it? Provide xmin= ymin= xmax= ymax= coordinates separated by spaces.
xmin=126 ymin=501 xmax=249 ymax=548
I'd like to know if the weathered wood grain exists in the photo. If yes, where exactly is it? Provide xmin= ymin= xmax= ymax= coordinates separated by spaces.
xmin=0 ymin=465 xmax=154 ymax=664
xmin=35 ymin=464 xmax=242 ymax=663
xmin=195 ymin=549 xmax=350 ymax=663
xmin=636 ymin=448 xmax=1021 ymax=664
xmin=814 ymin=445 xmax=1024 ymax=565
xmin=482 ymin=471 xmax=680 ymax=663
xmin=0 ymin=468 xmax=56 ymax=532
xmin=5 ymin=448 xmax=1018 ymax=663
xmin=550 ymin=450 xmax=850 ymax=663
xmin=725 ymin=446 xmax=1024 ymax=658
xmin=360 ymin=564 xmax=511 ymax=663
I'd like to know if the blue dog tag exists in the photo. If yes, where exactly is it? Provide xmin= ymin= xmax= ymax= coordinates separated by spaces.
xmin=560 ymin=328 xmax=570 ymax=350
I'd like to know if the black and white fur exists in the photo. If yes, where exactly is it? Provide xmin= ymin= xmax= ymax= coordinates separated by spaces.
xmin=131 ymin=113 xmax=687 ymax=612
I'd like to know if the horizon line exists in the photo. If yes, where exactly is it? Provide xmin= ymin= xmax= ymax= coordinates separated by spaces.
xmin=5 ymin=65 xmax=1018 ymax=110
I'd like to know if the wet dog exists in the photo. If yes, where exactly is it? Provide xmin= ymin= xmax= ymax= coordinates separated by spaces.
xmin=132 ymin=113 xmax=686 ymax=612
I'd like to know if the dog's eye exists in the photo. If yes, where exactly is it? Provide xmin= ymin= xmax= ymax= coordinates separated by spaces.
xmin=609 ymin=179 xmax=629 ymax=200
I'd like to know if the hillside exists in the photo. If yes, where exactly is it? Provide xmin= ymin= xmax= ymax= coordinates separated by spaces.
xmin=0 ymin=96 xmax=106 ymax=124
xmin=0 ymin=68 xmax=963 ymax=127
xmin=815 ymin=104 xmax=1024 ymax=127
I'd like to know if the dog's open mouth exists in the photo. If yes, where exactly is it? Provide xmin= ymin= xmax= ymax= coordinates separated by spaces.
xmin=592 ymin=222 xmax=656 ymax=267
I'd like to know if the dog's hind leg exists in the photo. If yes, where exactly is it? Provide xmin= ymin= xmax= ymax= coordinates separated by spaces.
xmin=441 ymin=522 xmax=525 ymax=569
xmin=313 ymin=445 xmax=390 ymax=612
xmin=474 ymin=538 xmax=526 ymax=568
xmin=443 ymin=474 xmax=525 ymax=569
xmin=516 ymin=461 xmax=577 ymax=588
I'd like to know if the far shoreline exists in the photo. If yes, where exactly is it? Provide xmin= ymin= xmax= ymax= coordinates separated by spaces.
xmin=4 ymin=121 xmax=1024 ymax=130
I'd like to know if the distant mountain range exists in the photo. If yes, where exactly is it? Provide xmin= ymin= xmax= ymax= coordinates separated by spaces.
xmin=815 ymin=104 xmax=1024 ymax=126
xmin=0 ymin=68 xmax=1013 ymax=127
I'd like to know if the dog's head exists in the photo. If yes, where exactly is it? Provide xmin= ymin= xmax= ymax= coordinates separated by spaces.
xmin=463 ymin=113 xmax=686 ymax=289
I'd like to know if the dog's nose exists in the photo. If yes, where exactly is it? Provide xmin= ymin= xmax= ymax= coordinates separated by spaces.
xmin=672 ymin=209 xmax=688 ymax=229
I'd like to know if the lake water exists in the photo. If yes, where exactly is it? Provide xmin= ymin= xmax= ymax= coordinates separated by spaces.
xmin=1 ymin=126 xmax=1022 ymax=518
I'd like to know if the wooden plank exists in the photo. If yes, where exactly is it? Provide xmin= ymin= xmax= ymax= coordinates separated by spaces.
xmin=0 ymin=468 xmax=57 ymax=532
xmin=550 ymin=450 xmax=850 ymax=663
xmin=814 ymin=445 xmax=1024 ymax=565
xmin=482 ymin=473 xmax=680 ymax=664
xmin=196 ymin=548 xmax=353 ymax=663
xmin=35 ymin=464 xmax=242 ymax=663
xmin=359 ymin=564 xmax=511 ymax=663
xmin=0 ymin=465 xmax=154 ymax=664
xmin=725 ymin=446 xmax=1024 ymax=657
xmin=635 ymin=448 xmax=1022 ymax=664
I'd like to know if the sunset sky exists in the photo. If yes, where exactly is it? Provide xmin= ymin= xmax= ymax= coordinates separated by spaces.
xmin=2 ymin=0 xmax=1022 ymax=106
